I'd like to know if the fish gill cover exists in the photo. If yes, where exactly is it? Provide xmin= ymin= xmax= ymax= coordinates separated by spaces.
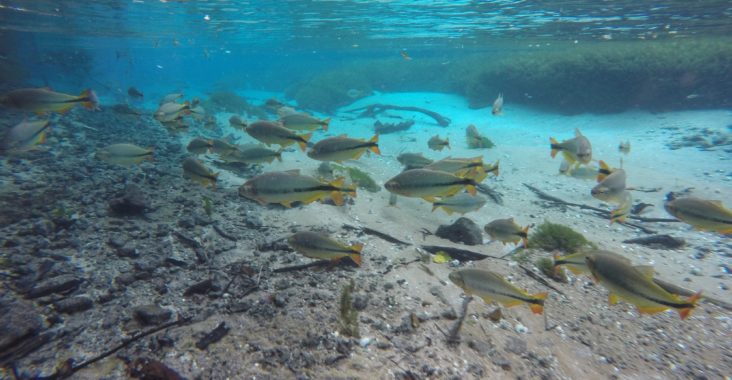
xmin=1 ymin=1 xmax=732 ymax=379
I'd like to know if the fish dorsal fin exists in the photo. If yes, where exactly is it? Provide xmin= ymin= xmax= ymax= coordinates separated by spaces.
xmin=337 ymin=134 xmax=348 ymax=138
xmin=284 ymin=169 xmax=300 ymax=175
xmin=634 ymin=265 xmax=655 ymax=278
xmin=574 ymin=128 xmax=583 ymax=137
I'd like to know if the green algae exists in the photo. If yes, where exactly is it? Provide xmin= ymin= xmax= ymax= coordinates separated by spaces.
xmin=528 ymin=221 xmax=595 ymax=253
xmin=323 ymin=163 xmax=381 ymax=193
xmin=339 ymin=279 xmax=360 ymax=338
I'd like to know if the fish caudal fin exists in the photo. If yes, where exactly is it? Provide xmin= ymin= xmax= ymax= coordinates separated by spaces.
xmin=679 ymin=291 xmax=702 ymax=320
xmin=549 ymin=137 xmax=560 ymax=158
xmin=80 ymin=89 xmax=99 ymax=110
xmin=519 ymin=225 xmax=530 ymax=247
xmin=369 ymin=134 xmax=381 ymax=155
xmin=466 ymin=184 xmax=477 ymax=196
xmin=298 ymin=132 xmax=313 ymax=152
xmin=321 ymin=117 xmax=331 ymax=131
xmin=529 ymin=292 xmax=548 ymax=314
xmin=349 ymin=253 xmax=362 ymax=266
xmin=445 ymin=138 xmax=451 ymax=150
xmin=597 ymin=160 xmax=611 ymax=182
xmin=275 ymin=149 xmax=283 ymax=162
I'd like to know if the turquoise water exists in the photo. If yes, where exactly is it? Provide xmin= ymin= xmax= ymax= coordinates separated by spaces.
xmin=1 ymin=2 xmax=732 ymax=379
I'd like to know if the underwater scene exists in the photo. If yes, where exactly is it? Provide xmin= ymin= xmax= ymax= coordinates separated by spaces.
xmin=1 ymin=1 xmax=732 ymax=379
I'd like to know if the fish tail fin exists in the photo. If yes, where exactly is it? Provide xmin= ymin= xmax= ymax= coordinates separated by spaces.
xmin=349 ymin=253 xmax=362 ymax=266
xmin=529 ymin=292 xmax=547 ymax=314
xmin=80 ymin=89 xmax=99 ymax=110
xmin=330 ymin=191 xmax=345 ymax=206
xmin=492 ymin=160 xmax=500 ymax=176
xmin=679 ymin=291 xmax=702 ymax=320
xmin=446 ymin=137 xmax=451 ymax=150
xmin=465 ymin=184 xmax=477 ymax=196
xmin=431 ymin=203 xmax=439 ymax=213
xmin=322 ymin=117 xmax=331 ymax=131
xmin=597 ymin=160 xmax=610 ymax=182
xmin=520 ymin=225 xmax=530 ymax=248
xmin=298 ymin=132 xmax=313 ymax=152
xmin=276 ymin=148 xmax=284 ymax=162
xmin=369 ymin=134 xmax=381 ymax=155
xmin=550 ymin=137 xmax=560 ymax=158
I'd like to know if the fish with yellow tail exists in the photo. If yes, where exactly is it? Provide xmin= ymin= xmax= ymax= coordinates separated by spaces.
xmin=491 ymin=93 xmax=504 ymax=116
xmin=1 ymin=88 xmax=98 ymax=114
xmin=1 ymin=119 xmax=51 ymax=153
xmin=229 ymin=115 xmax=247 ymax=130
xmin=553 ymin=249 xmax=630 ymax=276
xmin=397 ymin=152 xmax=433 ymax=170
xmin=238 ymin=170 xmax=356 ymax=207
xmin=431 ymin=193 xmax=486 ymax=215
xmin=591 ymin=168 xmax=626 ymax=203
xmin=424 ymin=156 xmax=484 ymax=177
xmin=449 ymin=269 xmax=547 ymax=315
xmin=288 ymin=231 xmax=363 ymax=266
xmin=549 ymin=128 xmax=592 ymax=171
xmin=483 ymin=218 xmax=530 ymax=247
xmin=96 ymin=143 xmax=153 ymax=166
xmin=585 ymin=252 xmax=701 ymax=320
xmin=384 ymin=168 xmax=478 ymax=202
xmin=280 ymin=113 xmax=330 ymax=132
xmin=610 ymin=191 xmax=633 ymax=224
xmin=210 ymin=138 xmax=238 ymax=156
xmin=664 ymin=194 xmax=732 ymax=234
xmin=245 ymin=120 xmax=312 ymax=151
xmin=307 ymin=134 xmax=380 ymax=162
xmin=224 ymin=145 xmax=282 ymax=164
xmin=618 ymin=140 xmax=631 ymax=154
xmin=427 ymin=135 xmax=450 ymax=151
xmin=182 ymin=157 xmax=219 ymax=188
xmin=596 ymin=160 xmax=617 ymax=182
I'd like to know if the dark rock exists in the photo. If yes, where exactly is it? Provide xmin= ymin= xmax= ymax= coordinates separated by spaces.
xmin=127 ymin=357 xmax=184 ymax=380
xmin=115 ymin=273 xmax=137 ymax=287
xmin=492 ymin=355 xmax=512 ymax=371
xmin=194 ymin=213 xmax=214 ymax=226
xmin=177 ymin=216 xmax=195 ymax=229
xmin=133 ymin=304 xmax=172 ymax=326
xmin=53 ymin=296 xmax=94 ymax=314
xmin=622 ymin=234 xmax=685 ymax=249
xmin=108 ymin=236 xmax=127 ymax=248
xmin=156 ymin=223 xmax=171 ymax=237
xmin=273 ymin=293 xmax=288 ymax=308
xmin=0 ymin=300 xmax=44 ymax=353
xmin=435 ymin=217 xmax=483 ymax=246
xmin=117 ymin=243 xmax=139 ymax=258
xmin=196 ymin=322 xmax=230 ymax=350
xmin=441 ymin=308 xmax=458 ymax=320
xmin=184 ymin=279 xmax=216 ymax=296
xmin=25 ymin=275 xmax=83 ymax=299
xmin=108 ymin=184 xmax=148 ymax=216
xmin=352 ymin=294 xmax=369 ymax=311
xmin=505 ymin=336 xmax=527 ymax=355
xmin=468 ymin=339 xmax=494 ymax=355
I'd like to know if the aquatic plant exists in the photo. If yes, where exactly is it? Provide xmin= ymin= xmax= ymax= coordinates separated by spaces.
xmin=535 ymin=256 xmax=568 ymax=283
xmin=339 ymin=279 xmax=360 ymax=338
xmin=327 ymin=163 xmax=380 ymax=193
xmin=202 ymin=196 xmax=213 ymax=217
xmin=528 ymin=221 xmax=594 ymax=253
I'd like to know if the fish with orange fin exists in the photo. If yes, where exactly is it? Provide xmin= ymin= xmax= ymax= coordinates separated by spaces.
xmin=1 ymin=119 xmax=51 ymax=153
xmin=307 ymin=134 xmax=380 ymax=162
xmin=238 ymin=170 xmax=356 ymax=207
xmin=586 ymin=252 xmax=701 ymax=320
xmin=449 ymin=269 xmax=547 ymax=315
xmin=484 ymin=218 xmax=530 ymax=247
xmin=549 ymin=128 xmax=592 ymax=172
xmin=245 ymin=120 xmax=312 ymax=152
xmin=400 ymin=49 xmax=412 ymax=61
xmin=664 ymin=194 xmax=732 ymax=234
xmin=384 ymin=169 xmax=478 ymax=202
xmin=288 ymin=231 xmax=363 ymax=266
xmin=491 ymin=93 xmax=504 ymax=116
xmin=1 ymin=88 xmax=99 ymax=114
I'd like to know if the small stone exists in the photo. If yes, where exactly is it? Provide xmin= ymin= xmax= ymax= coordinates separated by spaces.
xmin=26 ymin=275 xmax=83 ymax=299
xmin=133 ymin=305 xmax=172 ymax=326
xmin=690 ymin=267 xmax=703 ymax=276
xmin=117 ymin=243 xmax=139 ymax=258
xmin=505 ymin=336 xmax=527 ymax=355
xmin=514 ymin=323 xmax=528 ymax=334
xmin=435 ymin=217 xmax=483 ymax=245
xmin=108 ymin=184 xmax=148 ymax=216
xmin=468 ymin=339 xmax=493 ymax=355
xmin=108 ymin=236 xmax=127 ymax=248
xmin=441 ymin=308 xmax=458 ymax=320
xmin=492 ymin=355 xmax=512 ymax=371
xmin=273 ymin=294 xmax=287 ymax=308
xmin=53 ymin=296 xmax=94 ymax=314
xmin=352 ymin=294 xmax=369 ymax=311
xmin=358 ymin=337 xmax=372 ymax=347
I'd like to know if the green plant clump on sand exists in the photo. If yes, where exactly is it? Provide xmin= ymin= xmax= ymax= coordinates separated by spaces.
xmin=339 ymin=279 xmax=360 ymax=338
xmin=528 ymin=221 xmax=594 ymax=253
xmin=466 ymin=125 xmax=495 ymax=149
xmin=535 ymin=256 xmax=568 ymax=283
xmin=325 ymin=163 xmax=381 ymax=193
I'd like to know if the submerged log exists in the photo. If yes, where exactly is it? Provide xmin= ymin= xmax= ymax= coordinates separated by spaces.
xmin=347 ymin=104 xmax=451 ymax=127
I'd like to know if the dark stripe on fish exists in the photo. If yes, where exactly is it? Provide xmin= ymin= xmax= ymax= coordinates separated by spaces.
xmin=672 ymin=208 xmax=732 ymax=225
xmin=399 ymin=178 xmax=476 ymax=189
xmin=487 ymin=288 xmax=543 ymax=306
xmin=261 ymin=185 xmax=350 ymax=195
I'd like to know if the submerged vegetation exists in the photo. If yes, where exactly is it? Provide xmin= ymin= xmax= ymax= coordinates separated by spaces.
xmin=528 ymin=221 xmax=595 ymax=253
xmin=339 ymin=279 xmax=360 ymax=338
xmin=290 ymin=38 xmax=732 ymax=114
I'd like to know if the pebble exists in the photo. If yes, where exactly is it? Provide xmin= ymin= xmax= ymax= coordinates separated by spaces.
xmin=133 ymin=304 xmax=172 ymax=326
xmin=514 ymin=323 xmax=528 ymax=334
xmin=53 ymin=296 xmax=94 ymax=314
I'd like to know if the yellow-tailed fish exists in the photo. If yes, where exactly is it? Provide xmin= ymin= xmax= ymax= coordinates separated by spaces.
xmin=155 ymin=101 xmax=190 ymax=123
xmin=424 ymin=156 xmax=484 ymax=177
xmin=591 ymin=168 xmax=626 ymax=204
xmin=449 ymin=269 xmax=547 ymax=314
xmin=1 ymin=119 xmax=51 ymax=152
xmin=210 ymin=139 xmax=238 ymax=156
xmin=0 ymin=88 xmax=98 ymax=114
xmin=280 ymin=113 xmax=330 ymax=132
xmin=549 ymin=128 xmax=592 ymax=167
xmin=610 ymin=191 xmax=633 ymax=224
xmin=482 ymin=160 xmax=500 ymax=177
xmin=307 ymin=134 xmax=380 ymax=162
xmin=182 ymin=157 xmax=219 ymax=188
xmin=491 ymin=93 xmax=504 ymax=116
xmin=287 ymin=231 xmax=362 ymax=266
xmin=224 ymin=145 xmax=282 ymax=164
xmin=553 ymin=249 xmax=630 ymax=276
xmin=431 ymin=193 xmax=486 ymax=215
xmin=96 ymin=143 xmax=153 ymax=166
xmin=384 ymin=169 xmax=477 ymax=202
xmin=245 ymin=120 xmax=312 ymax=151
xmin=484 ymin=218 xmax=530 ymax=247
xmin=238 ymin=170 xmax=356 ymax=207
xmin=397 ymin=152 xmax=433 ymax=169
xmin=585 ymin=253 xmax=701 ymax=320
xmin=189 ymin=105 xmax=206 ymax=120
xmin=186 ymin=137 xmax=213 ymax=155
xmin=427 ymin=135 xmax=450 ymax=151
xmin=664 ymin=196 xmax=732 ymax=234
xmin=229 ymin=115 xmax=247 ymax=130
xmin=596 ymin=160 xmax=617 ymax=182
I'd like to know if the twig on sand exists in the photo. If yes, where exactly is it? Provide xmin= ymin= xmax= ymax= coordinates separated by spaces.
xmin=33 ymin=317 xmax=191 ymax=380
xmin=342 ymin=224 xmax=412 ymax=246
xmin=345 ymin=104 xmax=451 ymax=127
xmin=273 ymin=259 xmax=356 ymax=273
xmin=518 ymin=264 xmax=565 ymax=296
xmin=420 ymin=245 xmax=501 ymax=262
xmin=446 ymin=296 xmax=473 ymax=345
xmin=523 ymin=183 xmax=678 ymax=234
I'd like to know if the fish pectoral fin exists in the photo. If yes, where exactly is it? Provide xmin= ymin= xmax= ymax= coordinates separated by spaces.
xmin=500 ymin=299 xmax=523 ymax=308
xmin=636 ymin=306 xmax=668 ymax=315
